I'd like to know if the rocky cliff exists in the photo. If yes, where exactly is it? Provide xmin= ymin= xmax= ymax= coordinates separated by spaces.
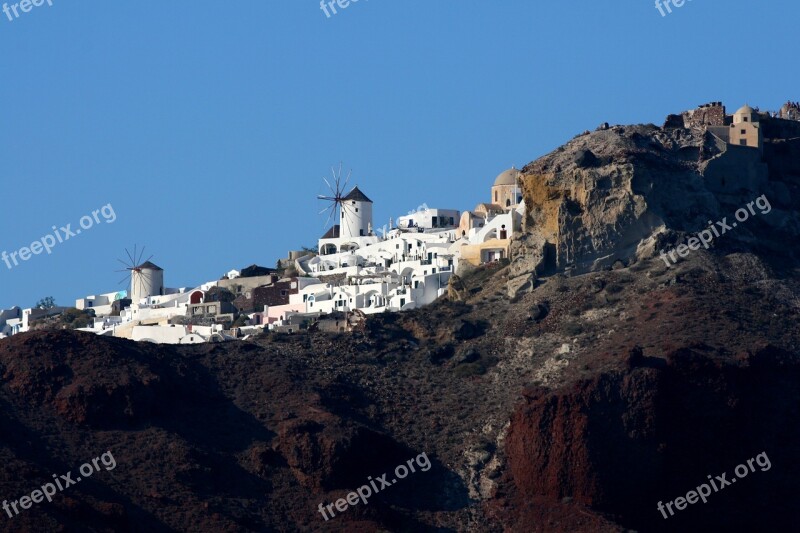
xmin=509 ymin=122 xmax=800 ymax=284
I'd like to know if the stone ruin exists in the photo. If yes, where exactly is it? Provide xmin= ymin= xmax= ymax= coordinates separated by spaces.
xmin=681 ymin=101 xmax=727 ymax=129
xmin=779 ymin=101 xmax=800 ymax=120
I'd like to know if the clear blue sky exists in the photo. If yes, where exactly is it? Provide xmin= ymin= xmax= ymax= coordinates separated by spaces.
xmin=1 ymin=0 xmax=797 ymax=309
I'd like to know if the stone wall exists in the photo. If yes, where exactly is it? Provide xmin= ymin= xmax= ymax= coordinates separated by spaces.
xmin=761 ymin=116 xmax=800 ymax=140
xmin=682 ymin=102 xmax=727 ymax=129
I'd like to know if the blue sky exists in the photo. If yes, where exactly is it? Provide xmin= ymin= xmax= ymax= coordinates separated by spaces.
xmin=0 ymin=0 xmax=797 ymax=309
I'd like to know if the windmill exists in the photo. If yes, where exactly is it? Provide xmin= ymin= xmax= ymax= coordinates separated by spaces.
xmin=116 ymin=245 xmax=163 ymax=302
xmin=317 ymin=162 xmax=355 ymax=238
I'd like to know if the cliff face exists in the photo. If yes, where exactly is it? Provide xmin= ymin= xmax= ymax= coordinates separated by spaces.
xmin=1 ymin=117 xmax=800 ymax=532
xmin=513 ymin=123 xmax=800 ymax=279
xmin=503 ymin=345 xmax=800 ymax=532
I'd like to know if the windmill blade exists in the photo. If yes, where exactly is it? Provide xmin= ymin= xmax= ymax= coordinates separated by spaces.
xmin=125 ymin=248 xmax=135 ymax=266
xmin=132 ymin=245 xmax=138 ymax=267
xmin=141 ymin=254 xmax=153 ymax=265
xmin=322 ymin=175 xmax=333 ymax=194
xmin=117 ymin=258 xmax=131 ymax=268
xmin=323 ymin=205 xmax=336 ymax=229
xmin=334 ymin=165 xmax=342 ymax=197
xmin=137 ymin=246 xmax=146 ymax=266
xmin=118 ymin=273 xmax=131 ymax=286
xmin=342 ymin=168 xmax=352 ymax=193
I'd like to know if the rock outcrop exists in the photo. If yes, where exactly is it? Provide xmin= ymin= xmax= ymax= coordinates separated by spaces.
xmin=516 ymin=124 xmax=800 ymax=275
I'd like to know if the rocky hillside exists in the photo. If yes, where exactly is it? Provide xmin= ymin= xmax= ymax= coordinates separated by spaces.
xmin=508 ymin=122 xmax=800 ymax=284
xmin=1 ymin=115 xmax=799 ymax=532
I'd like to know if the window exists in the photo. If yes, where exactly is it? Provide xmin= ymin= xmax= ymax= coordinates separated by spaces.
xmin=743 ymin=117 xmax=749 ymax=122
xmin=741 ymin=129 xmax=747 ymax=134
xmin=281 ymin=290 xmax=288 ymax=296
xmin=355 ymin=208 xmax=359 ymax=212
xmin=740 ymin=139 xmax=748 ymax=146
xmin=494 ymin=191 xmax=498 ymax=202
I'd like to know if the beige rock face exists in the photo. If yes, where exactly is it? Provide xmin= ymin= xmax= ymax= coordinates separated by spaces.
xmin=517 ymin=124 xmax=800 ymax=273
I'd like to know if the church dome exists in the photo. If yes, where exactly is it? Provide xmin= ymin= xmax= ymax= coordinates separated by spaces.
xmin=733 ymin=104 xmax=760 ymax=124
xmin=493 ymin=167 xmax=521 ymax=187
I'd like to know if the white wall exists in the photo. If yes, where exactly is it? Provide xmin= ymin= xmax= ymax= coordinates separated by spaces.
xmin=341 ymin=199 xmax=372 ymax=238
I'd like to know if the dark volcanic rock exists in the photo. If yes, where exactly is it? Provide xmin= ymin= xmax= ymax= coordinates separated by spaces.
xmin=503 ymin=344 xmax=800 ymax=532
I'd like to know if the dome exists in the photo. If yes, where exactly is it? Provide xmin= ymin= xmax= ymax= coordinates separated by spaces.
xmin=493 ymin=167 xmax=521 ymax=187
xmin=733 ymin=104 xmax=760 ymax=124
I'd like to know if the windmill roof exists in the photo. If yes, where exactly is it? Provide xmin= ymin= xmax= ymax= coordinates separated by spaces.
xmin=321 ymin=225 xmax=341 ymax=239
xmin=343 ymin=186 xmax=372 ymax=203
xmin=137 ymin=261 xmax=163 ymax=271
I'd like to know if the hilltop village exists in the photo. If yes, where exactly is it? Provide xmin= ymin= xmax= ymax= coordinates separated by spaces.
xmin=1 ymin=99 xmax=799 ymax=344
xmin=0 ymin=167 xmax=525 ymax=343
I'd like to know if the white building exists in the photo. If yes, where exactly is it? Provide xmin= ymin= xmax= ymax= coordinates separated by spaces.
xmin=75 ymin=290 xmax=128 ymax=317
xmin=0 ymin=307 xmax=21 ymax=338
xmin=397 ymin=207 xmax=460 ymax=231
xmin=131 ymin=323 xmax=230 ymax=344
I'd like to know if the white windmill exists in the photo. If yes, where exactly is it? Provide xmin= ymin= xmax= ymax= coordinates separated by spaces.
xmin=116 ymin=246 xmax=165 ymax=303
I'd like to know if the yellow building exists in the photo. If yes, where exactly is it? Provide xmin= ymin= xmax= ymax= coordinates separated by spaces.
xmin=491 ymin=166 xmax=523 ymax=209
xmin=456 ymin=168 xmax=523 ymax=266
xmin=728 ymin=105 xmax=763 ymax=152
